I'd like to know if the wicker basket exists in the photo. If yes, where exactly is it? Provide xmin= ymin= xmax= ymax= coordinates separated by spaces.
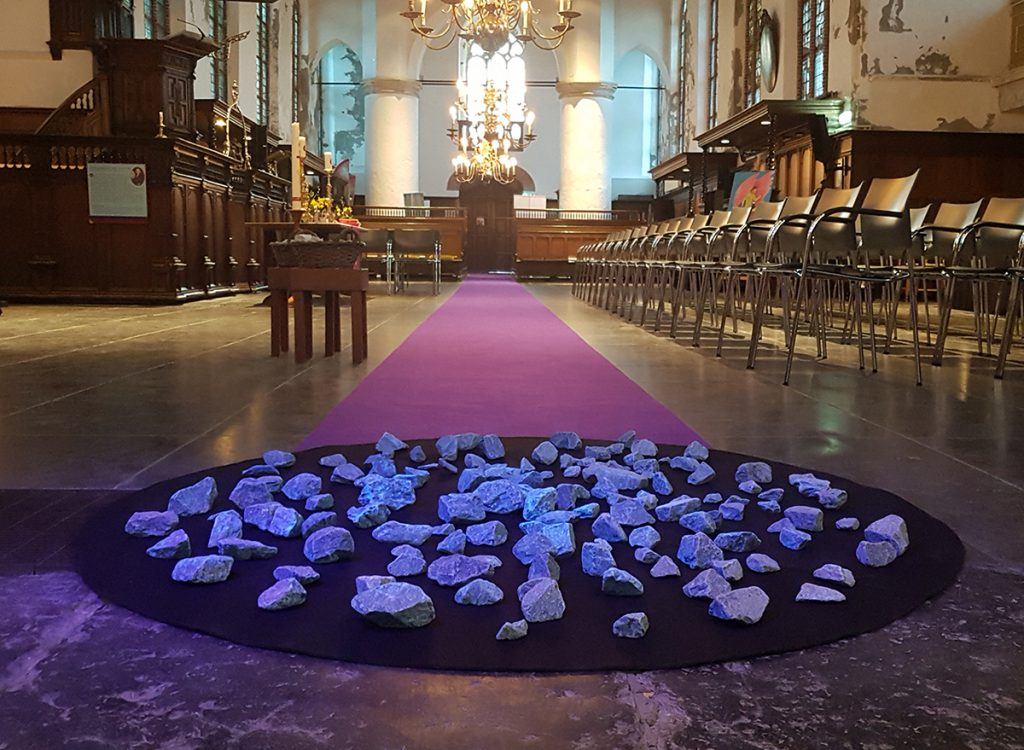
xmin=271 ymin=238 xmax=365 ymax=269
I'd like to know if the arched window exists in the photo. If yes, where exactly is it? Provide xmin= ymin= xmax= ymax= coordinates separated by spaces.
xmin=292 ymin=2 xmax=302 ymax=122
xmin=143 ymin=0 xmax=169 ymax=39
xmin=207 ymin=0 xmax=228 ymax=100
xmin=798 ymin=0 xmax=828 ymax=99
xmin=744 ymin=0 xmax=762 ymax=108
xmin=707 ymin=0 xmax=719 ymax=127
xmin=677 ymin=0 xmax=688 ymax=150
xmin=256 ymin=4 xmax=270 ymax=125
xmin=313 ymin=43 xmax=365 ymax=175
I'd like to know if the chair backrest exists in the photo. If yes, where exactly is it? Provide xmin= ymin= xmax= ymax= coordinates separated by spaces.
xmin=912 ymin=200 xmax=981 ymax=262
xmin=859 ymin=172 xmax=919 ymax=261
xmin=782 ymin=194 xmax=816 ymax=217
xmin=909 ymin=205 xmax=931 ymax=233
xmin=804 ymin=184 xmax=863 ymax=261
xmin=675 ymin=217 xmax=693 ymax=232
xmin=976 ymin=197 xmax=1024 ymax=266
xmin=391 ymin=229 xmax=438 ymax=254
xmin=359 ymin=228 xmax=391 ymax=253
xmin=934 ymin=200 xmax=983 ymax=228
xmin=751 ymin=199 xmax=786 ymax=222
xmin=707 ymin=211 xmax=732 ymax=229
xmin=690 ymin=214 xmax=710 ymax=230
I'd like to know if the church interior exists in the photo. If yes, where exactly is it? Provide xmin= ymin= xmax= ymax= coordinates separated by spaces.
xmin=1 ymin=1 xmax=1023 ymax=747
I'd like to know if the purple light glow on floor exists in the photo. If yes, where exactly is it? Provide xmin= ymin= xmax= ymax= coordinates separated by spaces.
xmin=301 ymin=276 xmax=700 ymax=448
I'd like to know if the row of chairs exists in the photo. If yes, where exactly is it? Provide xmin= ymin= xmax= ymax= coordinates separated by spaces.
xmin=573 ymin=173 xmax=1024 ymax=385
xmin=359 ymin=229 xmax=443 ymax=296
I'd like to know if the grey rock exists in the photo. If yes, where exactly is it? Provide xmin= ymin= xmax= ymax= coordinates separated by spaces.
xmin=601 ymin=567 xmax=645 ymax=596
xmin=612 ymin=612 xmax=649 ymax=639
xmin=438 ymin=493 xmax=486 ymax=523
xmin=387 ymin=554 xmax=427 ymax=577
xmin=351 ymin=582 xmax=435 ymax=628
xmin=464 ymin=453 xmax=487 ymax=469
xmin=584 ymin=464 xmax=647 ymax=491
xmin=496 ymin=619 xmax=529 ymax=640
xmin=531 ymin=441 xmax=559 ymax=466
xmin=359 ymin=475 xmax=415 ymax=510
xmin=684 ymin=440 xmax=710 ymax=461
xmin=372 ymin=521 xmax=435 ymax=546
xmin=520 ymin=578 xmax=566 ymax=622
xmin=227 ymin=478 xmax=274 ymax=510
xmin=634 ymin=547 xmax=660 ymax=564
xmin=244 ymin=503 xmax=303 ymax=538
xmin=585 ymin=445 xmax=612 ymax=461
xmin=758 ymin=488 xmax=784 ymax=503
xmin=168 ymin=477 xmax=217 ymax=516
xmin=364 ymin=454 xmax=398 ymax=478
xmin=318 ymin=453 xmax=347 ymax=468
xmin=836 ymin=516 xmax=861 ymax=531
xmin=581 ymin=539 xmax=617 ymax=577
xmin=650 ymin=472 xmax=673 ymax=496
xmin=303 ymin=526 xmax=355 ymax=563
xmin=262 ymin=450 xmax=296 ymax=469
xmin=330 ymin=463 xmax=365 ymax=484
xmin=738 ymin=480 xmax=762 ymax=495
xmin=346 ymin=502 xmax=391 ymax=529
xmin=534 ymin=510 xmax=574 ymax=527
xmin=125 ymin=510 xmax=179 ymax=537
xmin=655 ymin=496 xmax=702 ymax=522
xmin=784 ymin=505 xmax=824 ymax=532
xmin=708 ymin=586 xmax=770 ymax=624
xmin=703 ymin=492 xmax=724 ymax=505
xmin=512 ymin=532 xmax=555 ymax=564
xmin=523 ymin=487 xmax=558 ymax=520
xmin=687 ymin=462 xmax=717 ymax=486
xmin=551 ymin=431 xmax=582 ymax=450
xmin=539 ymin=522 xmax=576 ymax=557
xmin=857 ymin=540 xmax=899 ymax=567
xmin=571 ymin=502 xmax=600 ymax=520
xmin=355 ymin=575 xmax=396 ymax=593
xmin=616 ymin=429 xmax=637 ymax=444
xmin=767 ymin=517 xmax=796 ymax=534
xmin=258 ymin=578 xmax=307 ymax=611
xmin=520 ymin=457 xmax=536 ymax=472
xmin=711 ymin=558 xmax=744 ymax=582
xmin=274 ymin=565 xmax=320 ymax=585
xmin=305 ymin=493 xmax=335 ymax=511
xmin=563 ymin=465 xmax=582 ymax=478
xmin=474 ymin=554 xmax=503 ymax=574
xmin=409 ymin=445 xmax=427 ymax=463
xmin=282 ymin=473 xmax=322 ymax=502
xmin=669 ymin=455 xmax=700 ymax=472
xmin=864 ymin=514 xmax=910 ymax=555
xmin=528 ymin=553 xmax=560 ymax=580
xmin=814 ymin=564 xmax=856 ymax=587
xmin=735 ymin=462 xmax=772 ymax=485
xmin=436 ymin=435 xmax=459 ymax=461
xmin=375 ymin=431 xmax=408 ymax=456
xmin=427 ymin=554 xmax=493 ymax=586
xmin=719 ymin=502 xmax=746 ymax=521
xmin=610 ymin=498 xmax=656 ymax=527
xmin=555 ymin=483 xmax=590 ymax=510
xmin=677 ymin=531 xmax=725 ymax=569
xmin=796 ymin=583 xmax=847 ymax=602
xmin=592 ymin=513 xmax=627 ymax=543
xmin=714 ymin=531 xmax=761 ymax=553
xmin=217 ymin=537 xmax=278 ymax=560
xmin=146 ymin=529 xmax=191 ymax=559
xmin=678 ymin=510 xmax=721 ymax=535
xmin=780 ymin=527 xmax=812 ymax=550
xmin=466 ymin=520 xmax=508 ymax=547
xmin=746 ymin=553 xmax=780 ymax=573
xmin=632 ymin=438 xmax=658 ymax=457
xmin=171 ymin=555 xmax=233 ymax=584
xmin=683 ymin=569 xmax=732 ymax=599
xmin=438 ymin=458 xmax=459 ymax=474
xmin=256 ymin=475 xmax=283 ymax=493
xmin=628 ymin=525 xmax=661 ymax=549
xmin=455 ymin=433 xmax=482 ymax=451
xmin=301 ymin=511 xmax=337 ymax=538
xmin=242 ymin=464 xmax=279 ymax=478
xmin=816 ymin=487 xmax=848 ymax=509
xmin=790 ymin=473 xmax=832 ymax=497
xmin=433 ymin=523 xmax=456 ymax=537
xmin=437 ymin=530 xmax=467 ymax=554
xmin=455 ymin=579 xmax=504 ymax=606
xmin=475 ymin=479 xmax=524 ymax=514
xmin=635 ymin=489 xmax=659 ymax=509
xmin=391 ymin=544 xmax=424 ymax=559
xmin=650 ymin=555 xmax=681 ymax=577
xmin=207 ymin=510 xmax=242 ymax=548
xmin=480 ymin=434 xmax=506 ymax=460
xmin=757 ymin=499 xmax=782 ymax=514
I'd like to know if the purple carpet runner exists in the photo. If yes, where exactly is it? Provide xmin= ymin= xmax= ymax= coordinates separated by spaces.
xmin=301 ymin=276 xmax=700 ymax=448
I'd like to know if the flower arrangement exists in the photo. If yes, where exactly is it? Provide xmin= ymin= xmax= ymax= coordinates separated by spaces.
xmin=302 ymin=196 xmax=362 ymax=227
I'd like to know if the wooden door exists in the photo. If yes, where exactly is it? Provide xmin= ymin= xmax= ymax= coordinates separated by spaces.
xmin=459 ymin=181 xmax=517 ymax=272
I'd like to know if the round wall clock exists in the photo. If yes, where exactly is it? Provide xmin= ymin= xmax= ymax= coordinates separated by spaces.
xmin=758 ymin=10 xmax=779 ymax=93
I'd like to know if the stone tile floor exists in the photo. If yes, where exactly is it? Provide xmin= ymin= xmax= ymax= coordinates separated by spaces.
xmin=1 ymin=283 xmax=1023 ymax=748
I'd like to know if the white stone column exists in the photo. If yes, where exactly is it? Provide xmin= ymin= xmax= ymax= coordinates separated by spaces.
xmin=363 ymin=78 xmax=421 ymax=207
xmin=557 ymin=82 xmax=616 ymax=211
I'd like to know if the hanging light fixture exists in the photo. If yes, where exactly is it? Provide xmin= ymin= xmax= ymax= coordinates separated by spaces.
xmin=402 ymin=0 xmax=579 ymax=52
xmin=449 ymin=84 xmax=535 ymax=184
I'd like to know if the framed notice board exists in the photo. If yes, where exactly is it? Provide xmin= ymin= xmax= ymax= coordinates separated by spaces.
xmin=87 ymin=163 xmax=148 ymax=221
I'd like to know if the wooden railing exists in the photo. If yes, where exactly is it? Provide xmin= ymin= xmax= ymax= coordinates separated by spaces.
xmin=513 ymin=208 xmax=643 ymax=222
xmin=35 ymin=76 xmax=110 ymax=137
xmin=352 ymin=205 xmax=468 ymax=219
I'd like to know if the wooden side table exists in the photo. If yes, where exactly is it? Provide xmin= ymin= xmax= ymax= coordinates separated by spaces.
xmin=267 ymin=267 xmax=369 ymax=365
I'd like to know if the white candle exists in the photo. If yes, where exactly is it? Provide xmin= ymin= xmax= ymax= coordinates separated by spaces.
xmin=323 ymin=151 xmax=333 ymax=173
xmin=290 ymin=122 xmax=301 ymax=205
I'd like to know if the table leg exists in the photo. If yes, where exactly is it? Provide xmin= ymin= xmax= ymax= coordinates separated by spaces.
xmin=351 ymin=290 xmax=368 ymax=365
xmin=270 ymin=289 xmax=288 ymax=356
xmin=332 ymin=292 xmax=342 ymax=353
xmin=294 ymin=291 xmax=312 ymax=363
xmin=324 ymin=292 xmax=336 ymax=357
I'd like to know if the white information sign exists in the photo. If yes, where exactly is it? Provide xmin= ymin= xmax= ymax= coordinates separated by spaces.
xmin=87 ymin=163 xmax=148 ymax=220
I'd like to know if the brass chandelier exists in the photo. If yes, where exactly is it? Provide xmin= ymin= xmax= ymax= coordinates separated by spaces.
xmin=402 ymin=0 xmax=580 ymax=52
xmin=449 ymin=85 xmax=535 ymax=184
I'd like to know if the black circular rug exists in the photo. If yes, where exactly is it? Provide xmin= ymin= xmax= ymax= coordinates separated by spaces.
xmin=75 ymin=438 xmax=964 ymax=672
